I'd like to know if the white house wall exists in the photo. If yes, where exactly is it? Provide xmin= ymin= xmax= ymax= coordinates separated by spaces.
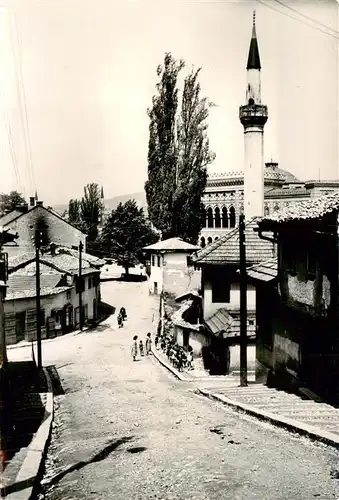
xmin=203 ymin=279 xmax=256 ymax=318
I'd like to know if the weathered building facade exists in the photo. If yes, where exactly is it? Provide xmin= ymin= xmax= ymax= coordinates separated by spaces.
xmin=255 ymin=193 xmax=339 ymax=404
xmin=4 ymin=246 xmax=104 ymax=345
xmin=0 ymin=200 xmax=86 ymax=258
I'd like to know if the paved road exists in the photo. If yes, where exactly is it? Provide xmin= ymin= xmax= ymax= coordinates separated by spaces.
xmin=17 ymin=281 xmax=339 ymax=499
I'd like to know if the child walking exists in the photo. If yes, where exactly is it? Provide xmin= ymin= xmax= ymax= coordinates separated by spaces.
xmin=145 ymin=333 xmax=152 ymax=355
xmin=139 ymin=340 xmax=145 ymax=356
xmin=131 ymin=336 xmax=138 ymax=361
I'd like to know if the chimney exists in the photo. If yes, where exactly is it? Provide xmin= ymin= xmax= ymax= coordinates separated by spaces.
xmin=29 ymin=197 xmax=35 ymax=207
xmin=15 ymin=204 xmax=29 ymax=214
xmin=36 ymin=201 xmax=43 ymax=207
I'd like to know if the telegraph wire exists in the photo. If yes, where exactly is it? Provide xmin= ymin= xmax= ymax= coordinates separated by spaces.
xmin=7 ymin=7 xmax=36 ymax=195
xmin=273 ymin=0 xmax=339 ymax=36
xmin=12 ymin=9 xmax=36 ymax=194
xmin=255 ymin=0 xmax=339 ymax=40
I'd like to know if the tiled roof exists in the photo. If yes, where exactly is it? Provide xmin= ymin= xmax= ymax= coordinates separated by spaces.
xmin=5 ymin=286 xmax=71 ymax=301
xmin=244 ymin=258 xmax=277 ymax=282
xmin=260 ymin=192 xmax=339 ymax=224
xmin=57 ymin=247 xmax=105 ymax=267
xmin=205 ymin=308 xmax=256 ymax=339
xmin=0 ymin=210 xmax=23 ymax=226
xmin=175 ymin=290 xmax=201 ymax=303
xmin=8 ymin=247 xmax=102 ymax=275
xmin=193 ymin=219 xmax=275 ymax=266
xmin=143 ymin=237 xmax=199 ymax=252
xmin=7 ymin=273 xmax=61 ymax=291
xmin=171 ymin=301 xmax=203 ymax=332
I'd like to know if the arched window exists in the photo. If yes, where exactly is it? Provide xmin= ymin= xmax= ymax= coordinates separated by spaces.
xmin=207 ymin=207 xmax=213 ymax=228
xmin=215 ymin=237 xmax=219 ymax=241
xmin=200 ymin=237 xmax=206 ymax=248
xmin=264 ymin=205 xmax=270 ymax=216
xmin=214 ymin=207 xmax=221 ymax=228
xmin=222 ymin=207 xmax=228 ymax=228
xmin=274 ymin=203 xmax=279 ymax=212
xmin=207 ymin=237 xmax=212 ymax=244
xmin=201 ymin=207 xmax=206 ymax=228
xmin=229 ymin=206 xmax=236 ymax=228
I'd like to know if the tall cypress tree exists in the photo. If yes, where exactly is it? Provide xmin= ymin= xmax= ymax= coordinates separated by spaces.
xmin=145 ymin=53 xmax=215 ymax=244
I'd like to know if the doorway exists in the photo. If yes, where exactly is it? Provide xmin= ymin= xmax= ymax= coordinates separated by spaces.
xmin=15 ymin=312 xmax=26 ymax=342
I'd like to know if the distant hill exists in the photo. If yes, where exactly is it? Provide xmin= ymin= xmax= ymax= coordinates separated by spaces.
xmin=53 ymin=191 xmax=147 ymax=216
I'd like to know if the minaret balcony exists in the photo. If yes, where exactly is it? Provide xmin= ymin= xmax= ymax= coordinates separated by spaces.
xmin=239 ymin=104 xmax=268 ymax=128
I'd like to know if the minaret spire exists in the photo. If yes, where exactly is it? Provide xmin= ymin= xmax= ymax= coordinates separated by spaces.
xmin=247 ymin=10 xmax=261 ymax=70
xmin=240 ymin=13 xmax=268 ymax=220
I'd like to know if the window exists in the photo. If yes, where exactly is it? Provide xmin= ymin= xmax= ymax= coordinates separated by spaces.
xmin=207 ymin=237 xmax=212 ymax=244
xmin=222 ymin=207 xmax=228 ymax=228
xmin=157 ymin=255 xmax=161 ymax=267
xmin=214 ymin=207 xmax=221 ymax=228
xmin=212 ymin=280 xmax=230 ymax=303
xmin=307 ymin=250 xmax=317 ymax=280
xmin=202 ymin=208 xmax=206 ymax=228
xmin=229 ymin=206 xmax=236 ymax=228
xmin=200 ymin=237 xmax=206 ymax=248
xmin=75 ymin=276 xmax=85 ymax=294
xmin=285 ymin=244 xmax=296 ymax=276
xmin=207 ymin=207 xmax=213 ymax=228
xmin=151 ymin=255 xmax=155 ymax=266
xmin=66 ymin=290 xmax=71 ymax=300
xmin=264 ymin=205 xmax=270 ymax=216
xmin=88 ymin=277 xmax=92 ymax=289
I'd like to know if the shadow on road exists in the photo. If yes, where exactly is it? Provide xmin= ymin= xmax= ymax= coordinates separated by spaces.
xmin=42 ymin=436 xmax=134 ymax=489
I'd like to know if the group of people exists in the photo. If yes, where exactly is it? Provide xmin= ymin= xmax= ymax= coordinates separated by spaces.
xmin=131 ymin=332 xmax=152 ymax=361
xmin=117 ymin=307 xmax=127 ymax=328
xmin=154 ymin=334 xmax=194 ymax=372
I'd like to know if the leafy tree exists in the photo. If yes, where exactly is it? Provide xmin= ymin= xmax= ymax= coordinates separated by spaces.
xmin=67 ymin=184 xmax=104 ymax=250
xmin=0 ymin=191 xmax=26 ymax=215
xmin=145 ymin=53 xmax=215 ymax=244
xmin=68 ymin=199 xmax=81 ymax=226
xmin=98 ymin=199 xmax=158 ymax=274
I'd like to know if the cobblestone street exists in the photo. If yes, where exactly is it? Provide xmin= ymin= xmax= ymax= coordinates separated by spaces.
xmin=10 ymin=280 xmax=339 ymax=499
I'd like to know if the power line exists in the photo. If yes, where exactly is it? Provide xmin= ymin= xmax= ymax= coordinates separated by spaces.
xmin=256 ymin=0 xmax=339 ymax=40
xmin=8 ymin=7 xmax=36 ymax=195
xmin=273 ymin=0 xmax=339 ymax=36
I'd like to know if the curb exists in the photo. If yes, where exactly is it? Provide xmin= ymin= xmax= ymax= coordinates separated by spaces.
xmin=151 ymin=349 xmax=189 ymax=382
xmin=197 ymin=388 xmax=339 ymax=449
xmin=3 ymin=368 xmax=54 ymax=500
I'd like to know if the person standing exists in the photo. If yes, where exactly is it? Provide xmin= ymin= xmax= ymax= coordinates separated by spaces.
xmin=145 ymin=333 xmax=152 ymax=355
xmin=131 ymin=336 xmax=138 ymax=361
xmin=139 ymin=340 xmax=145 ymax=356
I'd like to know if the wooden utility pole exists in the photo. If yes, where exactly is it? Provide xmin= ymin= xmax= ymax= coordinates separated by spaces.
xmin=239 ymin=213 xmax=248 ymax=387
xmin=35 ymin=229 xmax=42 ymax=369
xmin=79 ymin=241 xmax=83 ymax=331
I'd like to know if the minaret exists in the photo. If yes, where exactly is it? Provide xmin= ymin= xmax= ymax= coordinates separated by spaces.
xmin=239 ymin=11 xmax=268 ymax=220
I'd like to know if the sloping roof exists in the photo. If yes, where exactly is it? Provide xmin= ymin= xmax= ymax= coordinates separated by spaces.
xmin=260 ymin=192 xmax=339 ymax=224
xmin=7 ymin=273 xmax=61 ymax=292
xmin=8 ymin=247 xmax=102 ymax=275
xmin=143 ymin=237 xmax=199 ymax=252
xmin=205 ymin=308 xmax=256 ymax=339
xmin=244 ymin=258 xmax=277 ymax=282
xmin=57 ymin=247 xmax=105 ymax=267
xmin=175 ymin=290 xmax=201 ymax=303
xmin=5 ymin=286 xmax=71 ymax=301
xmin=1 ymin=204 xmax=86 ymax=235
xmin=193 ymin=219 xmax=275 ymax=266
xmin=0 ymin=210 xmax=23 ymax=226
xmin=171 ymin=300 xmax=203 ymax=332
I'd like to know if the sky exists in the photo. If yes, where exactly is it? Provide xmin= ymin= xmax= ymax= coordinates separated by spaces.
xmin=0 ymin=0 xmax=338 ymax=206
